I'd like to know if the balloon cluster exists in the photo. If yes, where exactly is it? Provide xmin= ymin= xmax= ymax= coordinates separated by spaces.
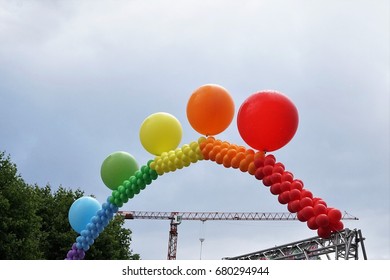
xmin=198 ymin=136 xmax=264 ymax=174
xmin=253 ymin=154 xmax=343 ymax=238
xmin=149 ymin=141 xmax=203 ymax=175
xmin=66 ymin=84 xmax=345 ymax=260
xmin=196 ymin=136 xmax=343 ymax=238
xmin=66 ymin=199 xmax=118 ymax=260
xmin=109 ymin=163 xmax=158 ymax=207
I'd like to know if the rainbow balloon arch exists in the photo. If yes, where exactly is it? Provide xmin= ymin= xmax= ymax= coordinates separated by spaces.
xmin=66 ymin=84 xmax=344 ymax=260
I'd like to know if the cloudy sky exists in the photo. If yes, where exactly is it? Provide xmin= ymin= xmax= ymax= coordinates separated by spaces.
xmin=1 ymin=0 xmax=389 ymax=260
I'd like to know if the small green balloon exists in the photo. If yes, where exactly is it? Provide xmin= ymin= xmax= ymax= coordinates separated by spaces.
xmin=101 ymin=151 xmax=139 ymax=190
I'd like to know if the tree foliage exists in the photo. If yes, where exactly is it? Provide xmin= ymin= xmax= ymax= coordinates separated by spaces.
xmin=0 ymin=151 xmax=140 ymax=260
xmin=0 ymin=152 xmax=42 ymax=259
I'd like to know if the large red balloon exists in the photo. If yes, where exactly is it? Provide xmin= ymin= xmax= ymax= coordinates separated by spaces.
xmin=237 ymin=91 xmax=299 ymax=152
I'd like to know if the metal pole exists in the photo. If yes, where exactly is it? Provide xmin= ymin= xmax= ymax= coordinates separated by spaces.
xmin=199 ymin=238 xmax=205 ymax=260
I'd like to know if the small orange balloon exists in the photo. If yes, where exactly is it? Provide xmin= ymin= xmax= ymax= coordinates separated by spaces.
xmin=186 ymin=84 xmax=235 ymax=136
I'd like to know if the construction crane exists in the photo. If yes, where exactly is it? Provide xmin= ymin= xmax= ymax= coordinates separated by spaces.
xmin=118 ymin=210 xmax=358 ymax=260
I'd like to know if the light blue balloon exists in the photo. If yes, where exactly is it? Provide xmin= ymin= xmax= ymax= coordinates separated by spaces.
xmin=68 ymin=196 xmax=101 ymax=234
xmin=82 ymin=243 xmax=90 ymax=251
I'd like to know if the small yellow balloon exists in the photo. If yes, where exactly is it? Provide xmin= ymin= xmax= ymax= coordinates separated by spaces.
xmin=139 ymin=112 xmax=183 ymax=156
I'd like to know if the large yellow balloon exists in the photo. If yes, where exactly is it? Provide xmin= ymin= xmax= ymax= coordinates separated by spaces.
xmin=139 ymin=112 xmax=183 ymax=156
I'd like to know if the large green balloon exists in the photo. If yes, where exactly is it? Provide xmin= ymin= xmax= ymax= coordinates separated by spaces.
xmin=100 ymin=151 xmax=139 ymax=190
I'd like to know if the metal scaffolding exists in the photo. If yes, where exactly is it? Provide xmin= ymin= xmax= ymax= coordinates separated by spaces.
xmin=223 ymin=228 xmax=367 ymax=260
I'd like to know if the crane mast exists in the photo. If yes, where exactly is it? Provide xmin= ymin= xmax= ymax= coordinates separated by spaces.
xmin=118 ymin=210 xmax=358 ymax=260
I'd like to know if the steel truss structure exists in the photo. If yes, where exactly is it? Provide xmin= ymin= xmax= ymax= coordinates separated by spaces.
xmin=224 ymin=228 xmax=367 ymax=260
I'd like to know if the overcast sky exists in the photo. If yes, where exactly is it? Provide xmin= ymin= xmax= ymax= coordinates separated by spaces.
xmin=1 ymin=0 xmax=389 ymax=260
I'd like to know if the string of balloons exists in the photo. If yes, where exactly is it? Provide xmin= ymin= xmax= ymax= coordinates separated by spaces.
xmin=66 ymin=84 xmax=343 ymax=260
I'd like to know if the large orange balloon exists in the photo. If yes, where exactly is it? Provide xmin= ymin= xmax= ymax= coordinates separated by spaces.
xmin=186 ymin=84 xmax=235 ymax=136
xmin=237 ymin=91 xmax=298 ymax=152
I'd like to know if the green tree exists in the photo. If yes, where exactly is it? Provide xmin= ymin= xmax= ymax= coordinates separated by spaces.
xmin=0 ymin=151 xmax=139 ymax=260
xmin=34 ymin=185 xmax=82 ymax=259
xmin=0 ymin=152 xmax=42 ymax=259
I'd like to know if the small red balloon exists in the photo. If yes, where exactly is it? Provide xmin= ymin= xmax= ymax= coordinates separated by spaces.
xmin=297 ymin=210 xmax=308 ymax=222
xmin=314 ymin=199 xmax=327 ymax=207
xmin=317 ymin=226 xmax=332 ymax=239
xmin=328 ymin=208 xmax=342 ymax=224
xmin=291 ymin=180 xmax=303 ymax=191
xmin=278 ymin=191 xmax=290 ymax=204
xmin=330 ymin=220 xmax=344 ymax=231
xmin=254 ymin=157 xmax=264 ymax=168
xmin=237 ymin=91 xmax=299 ymax=152
xmin=316 ymin=213 xmax=330 ymax=227
xmin=270 ymin=173 xmax=282 ymax=184
xmin=281 ymin=171 xmax=294 ymax=182
xmin=262 ymin=176 xmax=273 ymax=186
xmin=270 ymin=183 xmax=282 ymax=195
xmin=300 ymin=197 xmax=313 ymax=208
xmin=272 ymin=164 xmax=285 ymax=174
xmin=262 ymin=165 xmax=274 ymax=176
xmin=287 ymin=200 xmax=301 ymax=213
xmin=314 ymin=203 xmax=327 ymax=215
xmin=263 ymin=154 xmax=276 ymax=166
xmin=254 ymin=168 xmax=265 ymax=180
xmin=300 ymin=189 xmax=313 ymax=199
xmin=289 ymin=189 xmax=301 ymax=201
xmin=300 ymin=206 xmax=315 ymax=221
xmin=307 ymin=216 xmax=319 ymax=230
xmin=280 ymin=181 xmax=291 ymax=192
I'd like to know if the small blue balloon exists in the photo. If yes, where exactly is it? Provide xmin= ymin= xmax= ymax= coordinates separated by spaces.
xmin=110 ymin=204 xmax=119 ymax=213
xmin=97 ymin=209 xmax=104 ymax=217
xmin=91 ymin=216 xmax=99 ymax=224
xmin=105 ymin=209 xmax=114 ymax=219
xmin=68 ymin=196 xmax=101 ymax=234
xmin=86 ymin=236 xmax=94 ymax=245
xmin=95 ymin=222 xmax=103 ymax=232
xmin=91 ymin=231 xmax=99 ymax=239
xmin=82 ymin=243 xmax=90 ymax=251
xmin=86 ymin=223 xmax=95 ymax=230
